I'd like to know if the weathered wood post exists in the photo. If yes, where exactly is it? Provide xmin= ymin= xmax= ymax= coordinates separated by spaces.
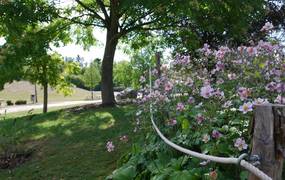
xmin=249 ymin=104 xmax=285 ymax=180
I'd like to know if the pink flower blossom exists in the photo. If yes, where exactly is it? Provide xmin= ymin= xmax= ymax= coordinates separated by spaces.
xmin=185 ymin=77 xmax=194 ymax=87
xmin=215 ymin=46 xmax=230 ymax=60
xmin=106 ymin=141 xmax=115 ymax=152
xmin=176 ymin=102 xmax=185 ymax=111
xmin=246 ymin=47 xmax=257 ymax=56
xmin=196 ymin=113 xmax=205 ymax=124
xmin=215 ymin=61 xmax=225 ymax=71
xmin=209 ymin=170 xmax=218 ymax=180
xmin=239 ymin=102 xmax=253 ymax=114
xmin=238 ymin=87 xmax=251 ymax=100
xmin=227 ymin=73 xmax=237 ymax=80
xmin=154 ymin=79 xmax=161 ymax=89
xmin=265 ymin=82 xmax=277 ymax=92
xmin=188 ymin=96 xmax=195 ymax=104
xmin=253 ymin=98 xmax=269 ymax=105
xmin=119 ymin=135 xmax=129 ymax=143
xmin=202 ymin=134 xmax=210 ymax=143
xmin=274 ymin=95 xmax=285 ymax=104
xmin=223 ymin=101 xmax=232 ymax=108
xmin=152 ymin=69 xmax=158 ymax=75
xmin=217 ymin=78 xmax=224 ymax=85
xmin=214 ymin=89 xmax=225 ymax=99
xmin=234 ymin=138 xmax=248 ymax=151
xmin=276 ymin=83 xmax=285 ymax=93
xmin=167 ymin=119 xmax=177 ymax=126
xmin=139 ymin=76 xmax=146 ymax=83
xmin=260 ymin=22 xmax=274 ymax=32
xmin=212 ymin=130 xmax=222 ymax=139
xmin=200 ymin=85 xmax=214 ymax=98
xmin=164 ymin=81 xmax=173 ymax=92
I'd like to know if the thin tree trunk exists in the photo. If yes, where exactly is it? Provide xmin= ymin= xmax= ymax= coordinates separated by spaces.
xmin=43 ymin=82 xmax=48 ymax=113
xmin=34 ymin=84 xmax=38 ymax=103
xmin=101 ymin=30 xmax=118 ymax=106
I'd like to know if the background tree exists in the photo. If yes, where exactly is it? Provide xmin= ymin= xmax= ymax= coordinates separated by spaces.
xmin=0 ymin=0 xmax=75 ymax=113
xmin=113 ymin=61 xmax=133 ymax=88
xmin=81 ymin=59 xmax=101 ymax=100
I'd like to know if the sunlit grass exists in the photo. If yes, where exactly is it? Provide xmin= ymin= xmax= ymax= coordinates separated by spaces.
xmin=0 ymin=105 xmax=138 ymax=180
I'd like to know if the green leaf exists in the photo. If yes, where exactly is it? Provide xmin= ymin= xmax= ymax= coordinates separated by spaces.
xmin=181 ymin=119 xmax=190 ymax=130
xmin=108 ymin=165 xmax=136 ymax=180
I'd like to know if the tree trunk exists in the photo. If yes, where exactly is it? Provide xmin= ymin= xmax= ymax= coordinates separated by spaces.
xmin=43 ymin=82 xmax=48 ymax=113
xmin=34 ymin=84 xmax=38 ymax=103
xmin=101 ymin=30 xmax=118 ymax=106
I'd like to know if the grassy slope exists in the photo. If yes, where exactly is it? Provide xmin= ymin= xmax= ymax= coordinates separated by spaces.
xmin=0 ymin=81 xmax=101 ymax=103
xmin=0 ymin=106 xmax=137 ymax=180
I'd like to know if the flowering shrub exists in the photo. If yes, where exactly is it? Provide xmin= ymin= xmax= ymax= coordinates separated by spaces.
xmin=108 ymin=24 xmax=285 ymax=179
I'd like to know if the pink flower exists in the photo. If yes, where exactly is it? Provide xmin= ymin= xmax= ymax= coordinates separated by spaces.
xmin=176 ymin=102 xmax=185 ymax=111
xmin=265 ymin=82 xmax=277 ymax=92
xmin=223 ymin=101 xmax=232 ymax=108
xmin=152 ymin=69 xmax=158 ymax=75
xmin=139 ymin=76 xmax=146 ymax=83
xmin=196 ymin=113 xmax=205 ymax=124
xmin=253 ymin=98 xmax=269 ymax=105
xmin=185 ymin=77 xmax=194 ymax=87
xmin=174 ymin=55 xmax=190 ymax=66
xmin=200 ymin=43 xmax=212 ymax=56
xmin=238 ymin=87 xmax=251 ymax=100
xmin=167 ymin=119 xmax=177 ymax=126
xmin=209 ymin=170 xmax=218 ymax=180
xmin=215 ymin=46 xmax=230 ymax=60
xmin=212 ymin=130 xmax=222 ymax=139
xmin=215 ymin=61 xmax=225 ymax=71
xmin=106 ymin=141 xmax=115 ymax=152
xmin=164 ymin=81 xmax=173 ymax=92
xmin=202 ymin=134 xmax=210 ymax=143
xmin=246 ymin=47 xmax=257 ymax=56
xmin=234 ymin=138 xmax=248 ymax=151
xmin=200 ymin=85 xmax=214 ymax=99
xmin=274 ymin=95 xmax=285 ymax=104
xmin=119 ymin=135 xmax=128 ymax=143
xmin=154 ymin=79 xmax=161 ymax=89
xmin=217 ymin=78 xmax=224 ymax=85
xmin=188 ymin=96 xmax=195 ymax=104
xmin=239 ymin=102 xmax=253 ymax=114
xmin=260 ymin=22 xmax=274 ymax=32
xmin=214 ymin=89 xmax=225 ymax=99
xmin=276 ymin=83 xmax=285 ymax=93
xmin=227 ymin=73 xmax=237 ymax=80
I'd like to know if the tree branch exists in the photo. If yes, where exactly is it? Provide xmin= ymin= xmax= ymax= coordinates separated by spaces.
xmin=75 ymin=0 xmax=106 ymax=25
xmin=58 ymin=14 xmax=105 ymax=28
xmin=96 ymin=0 xmax=109 ymax=21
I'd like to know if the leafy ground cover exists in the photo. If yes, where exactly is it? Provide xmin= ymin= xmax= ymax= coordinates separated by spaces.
xmin=0 ymin=105 xmax=138 ymax=180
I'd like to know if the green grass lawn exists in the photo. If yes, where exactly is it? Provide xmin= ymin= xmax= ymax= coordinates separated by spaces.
xmin=0 ymin=81 xmax=101 ymax=104
xmin=0 ymin=105 xmax=137 ymax=180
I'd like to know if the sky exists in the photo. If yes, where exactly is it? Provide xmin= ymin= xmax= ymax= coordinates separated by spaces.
xmin=0 ymin=28 xmax=129 ymax=64
xmin=50 ymin=28 xmax=130 ymax=63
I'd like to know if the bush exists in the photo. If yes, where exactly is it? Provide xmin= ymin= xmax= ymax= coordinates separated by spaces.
xmin=15 ymin=100 xmax=27 ymax=105
xmin=110 ymin=38 xmax=285 ymax=179
xmin=6 ymin=100 xmax=13 ymax=106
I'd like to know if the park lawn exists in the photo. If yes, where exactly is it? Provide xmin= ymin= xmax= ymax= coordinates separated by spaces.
xmin=0 ymin=81 xmax=101 ymax=104
xmin=0 ymin=105 xmax=138 ymax=180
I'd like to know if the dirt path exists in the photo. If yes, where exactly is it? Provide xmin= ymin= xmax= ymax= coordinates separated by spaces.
xmin=0 ymin=100 xmax=101 ymax=114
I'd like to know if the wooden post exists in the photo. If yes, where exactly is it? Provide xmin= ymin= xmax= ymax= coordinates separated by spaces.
xmin=249 ymin=104 xmax=285 ymax=180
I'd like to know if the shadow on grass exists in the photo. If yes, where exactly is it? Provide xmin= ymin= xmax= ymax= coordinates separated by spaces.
xmin=0 ymin=105 xmax=137 ymax=180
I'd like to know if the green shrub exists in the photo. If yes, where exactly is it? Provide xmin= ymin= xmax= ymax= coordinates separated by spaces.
xmin=6 ymin=100 xmax=14 ymax=106
xmin=15 ymin=100 xmax=27 ymax=105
